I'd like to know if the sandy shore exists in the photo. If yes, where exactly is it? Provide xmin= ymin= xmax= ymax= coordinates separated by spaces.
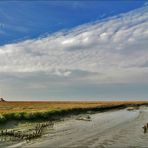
xmin=14 ymin=107 xmax=148 ymax=148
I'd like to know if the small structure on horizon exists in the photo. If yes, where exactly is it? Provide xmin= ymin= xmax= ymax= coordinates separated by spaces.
xmin=0 ymin=97 xmax=6 ymax=102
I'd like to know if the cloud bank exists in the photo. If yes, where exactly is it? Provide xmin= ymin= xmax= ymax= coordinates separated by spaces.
xmin=0 ymin=6 xmax=148 ymax=100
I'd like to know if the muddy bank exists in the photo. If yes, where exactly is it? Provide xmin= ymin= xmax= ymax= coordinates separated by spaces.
xmin=18 ymin=106 xmax=148 ymax=148
xmin=0 ymin=105 xmax=125 ymax=148
xmin=0 ymin=104 xmax=125 ymax=124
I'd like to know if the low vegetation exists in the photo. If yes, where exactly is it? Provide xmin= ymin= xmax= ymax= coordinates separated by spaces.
xmin=0 ymin=101 xmax=148 ymax=123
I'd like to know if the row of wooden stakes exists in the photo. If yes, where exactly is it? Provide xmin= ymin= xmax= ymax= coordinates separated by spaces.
xmin=142 ymin=123 xmax=148 ymax=133
xmin=0 ymin=122 xmax=53 ymax=141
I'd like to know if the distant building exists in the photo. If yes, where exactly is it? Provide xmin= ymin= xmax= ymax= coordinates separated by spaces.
xmin=0 ymin=98 xmax=6 ymax=102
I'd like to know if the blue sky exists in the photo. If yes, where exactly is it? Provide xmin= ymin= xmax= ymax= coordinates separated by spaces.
xmin=0 ymin=1 xmax=148 ymax=101
xmin=0 ymin=1 xmax=146 ymax=46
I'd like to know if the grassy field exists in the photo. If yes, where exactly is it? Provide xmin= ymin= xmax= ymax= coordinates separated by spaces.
xmin=0 ymin=101 xmax=148 ymax=123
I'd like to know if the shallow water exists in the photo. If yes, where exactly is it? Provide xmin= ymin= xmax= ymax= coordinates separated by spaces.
xmin=2 ymin=107 xmax=148 ymax=148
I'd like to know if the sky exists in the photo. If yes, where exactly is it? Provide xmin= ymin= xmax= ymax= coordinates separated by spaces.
xmin=0 ymin=1 xmax=148 ymax=101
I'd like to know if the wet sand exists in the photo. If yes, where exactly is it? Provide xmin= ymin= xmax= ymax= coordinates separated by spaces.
xmin=18 ymin=107 xmax=148 ymax=148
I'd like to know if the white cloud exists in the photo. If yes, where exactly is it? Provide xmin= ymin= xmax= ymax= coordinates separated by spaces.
xmin=0 ymin=6 xmax=148 ymax=84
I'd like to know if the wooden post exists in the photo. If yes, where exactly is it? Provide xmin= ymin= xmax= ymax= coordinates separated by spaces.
xmin=147 ymin=123 xmax=148 ymax=128
xmin=143 ymin=125 xmax=147 ymax=133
